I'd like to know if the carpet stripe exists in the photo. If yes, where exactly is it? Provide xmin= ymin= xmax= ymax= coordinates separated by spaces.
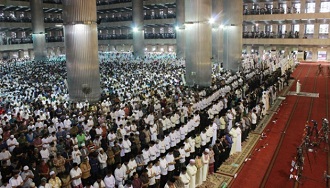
xmin=260 ymin=64 xmax=312 ymax=188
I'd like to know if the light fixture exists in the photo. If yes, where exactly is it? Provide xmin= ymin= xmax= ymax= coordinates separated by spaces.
xmin=219 ymin=24 xmax=224 ymax=29
xmin=175 ymin=26 xmax=179 ymax=30
xmin=208 ymin=18 xmax=215 ymax=24
xmin=132 ymin=27 xmax=138 ymax=32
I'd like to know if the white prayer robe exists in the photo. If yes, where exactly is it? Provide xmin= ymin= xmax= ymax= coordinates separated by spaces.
xmin=201 ymin=154 xmax=209 ymax=182
xmin=180 ymin=173 xmax=191 ymax=188
xmin=187 ymin=164 xmax=197 ymax=188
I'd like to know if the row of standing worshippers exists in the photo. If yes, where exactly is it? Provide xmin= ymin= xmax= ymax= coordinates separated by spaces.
xmin=0 ymin=70 xmax=245 ymax=188
xmin=0 ymin=54 xmax=288 ymax=187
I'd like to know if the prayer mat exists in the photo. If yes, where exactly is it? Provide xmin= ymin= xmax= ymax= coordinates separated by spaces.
xmin=198 ymin=173 xmax=232 ymax=188
xmin=287 ymin=91 xmax=319 ymax=98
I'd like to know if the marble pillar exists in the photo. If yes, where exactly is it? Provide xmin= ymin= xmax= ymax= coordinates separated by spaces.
xmin=246 ymin=46 xmax=252 ymax=55
xmin=176 ymin=0 xmax=185 ymax=59
xmin=185 ymin=0 xmax=212 ymax=87
xmin=223 ymin=0 xmax=243 ymax=72
xmin=132 ymin=0 xmax=144 ymax=58
xmin=63 ymin=0 xmax=101 ymax=103
xmin=30 ymin=0 xmax=47 ymax=61
xmin=212 ymin=0 xmax=223 ymax=63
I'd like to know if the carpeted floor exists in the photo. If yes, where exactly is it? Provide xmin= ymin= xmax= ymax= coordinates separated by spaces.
xmin=230 ymin=63 xmax=330 ymax=188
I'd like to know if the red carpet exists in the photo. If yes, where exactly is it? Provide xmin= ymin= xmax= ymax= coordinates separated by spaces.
xmin=231 ymin=63 xmax=330 ymax=188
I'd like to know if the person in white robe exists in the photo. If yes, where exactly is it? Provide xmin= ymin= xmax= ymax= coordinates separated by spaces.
xmin=180 ymin=167 xmax=191 ymax=188
xmin=201 ymin=149 xmax=210 ymax=182
xmin=226 ymin=110 xmax=233 ymax=131
xmin=186 ymin=159 xmax=197 ymax=188
xmin=229 ymin=124 xmax=242 ymax=155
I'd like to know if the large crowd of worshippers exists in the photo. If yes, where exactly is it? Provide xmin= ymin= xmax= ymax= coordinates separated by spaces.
xmin=0 ymin=52 xmax=291 ymax=188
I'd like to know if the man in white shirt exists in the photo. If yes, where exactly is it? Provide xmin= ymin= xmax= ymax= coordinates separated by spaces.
xmin=159 ymin=154 xmax=168 ymax=188
xmin=70 ymin=163 xmax=83 ymax=187
xmin=0 ymin=147 xmax=11 ymax=166
xmin=98 ymin=148 xmax=108 ymax=176
xmin=122 ymin=135 xmax=131 ymax=162
xmin=72 ymin=145 xmax=82 ymax=165
xmin=127 ymin=156 xmax=137 ymax=177
xmin=6 ymin=135 xmax=19 ymax=152
xmin=142 ymin=146 xmax=150 ymax=165
xmin=114 ymin=163 xmax=125 ymax=187
xmin=147 ymin=162 xmax=156 ymax=187
xmin=40 ymin=145 xmax=50 ymax=161
xmin=93 ymin=176 xmax=106 ymax=188
xmin=104 ymin=170 xmax=116 ymax=188
xmin=9 ymin=171 xmax=23 ymax=188
xmin=165 ymin=149 xmax=176 ymax=179
xmin=153 ymin=160 xmax=161 ymax=187
xmin=149 ymin=142 xmax=157 ymax=162
xmin=180 ymin=167 xmax=191 ymax=188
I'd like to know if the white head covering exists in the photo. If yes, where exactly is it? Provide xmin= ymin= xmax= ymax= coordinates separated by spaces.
xmin=205 ymin=148 xmax=210 ymax=153
xmin=23 ymin=166 xmax=29 ymax=170
xmin=50 ymin=171 xmax=55 ymax=176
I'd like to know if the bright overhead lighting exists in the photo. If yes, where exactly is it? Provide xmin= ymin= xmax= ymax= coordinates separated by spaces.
xmin=132 ymin=27 xmax=138 ymax=32
xmin=209 ymin=18 xmax=215 ymax=24
xmin=175 ymin=26 xmax=179 ymax=30
xmin=55 ymin=24 xmax=63 ymax=27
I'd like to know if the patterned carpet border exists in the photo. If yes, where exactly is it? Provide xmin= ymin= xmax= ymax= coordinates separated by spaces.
xmin=217 ymin=134 xmax=260 ymax=176
xmin=198 ymin=174 xmax=233 ymax=188
xmin=216 ymin=80 xmax=295 ymax=178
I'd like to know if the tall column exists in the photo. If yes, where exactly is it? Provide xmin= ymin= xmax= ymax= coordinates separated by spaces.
xmin=259 ymin=46 xmax=265 ymax=58
xmin=30 ymin=0 xmax=47 ymax=61
xmin=212 ymin=0 xmax=223 ymax=63
xmin=314 ymin=22 xmax=320 ymax=39
xmin=63 ymin=0 xmax=101 ymax=103
xmin=176 ymin=0 xmax=185 ymax=59
xmin=312 ymin=47 xmax=318 ymax=61
xmin=299 ymin=23 xmax=305 ymax=38
xmin=18 ymin=50 xmax=24 ymax=58
xmin=185 ymin=0 xmax=212 ymax=87
xmin=327 ymin=47 xmax=330 ymax=62
xmin=223 ymin=0 xmax=243 ymax=71
xmin=300 ymin=0 xmax=306 ymax=13
xmin=132 ymin=0 xmax=144 ymax=58
xmin=272 ymin=24 xmax=278 ymax=37
xmin=315 ymin=0 xmax=321 ymax=13
xmin=246 ymin=45 xmax=252 ymax=55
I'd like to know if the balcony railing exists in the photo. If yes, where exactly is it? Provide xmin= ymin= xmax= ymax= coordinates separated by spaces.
xmin=243 ymin=7 xmax=299 ymax=15
xmin=98 ymin=34 xmax=133 ymax=40
xmin=44 ymin=18 xmax=63 ymax=23
xmin=98 ymin=33 xmax=176 ymax=40
xmin=97 ymin=0 xmax=131 ymax=5
xmin=0 ymin=36 xmax=64 ymax=45
xmin=0 ymin=16 xmax=32 ymax=23
xmin=242 ymin=31 xmax=300 ymax=39
xmin=144 ymin=14 xmax=176 ymax=20
xmin=101 ymin=16 xmax=132 ymax=22
xmin=144 ymin=33 xmax=175 ymax=39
